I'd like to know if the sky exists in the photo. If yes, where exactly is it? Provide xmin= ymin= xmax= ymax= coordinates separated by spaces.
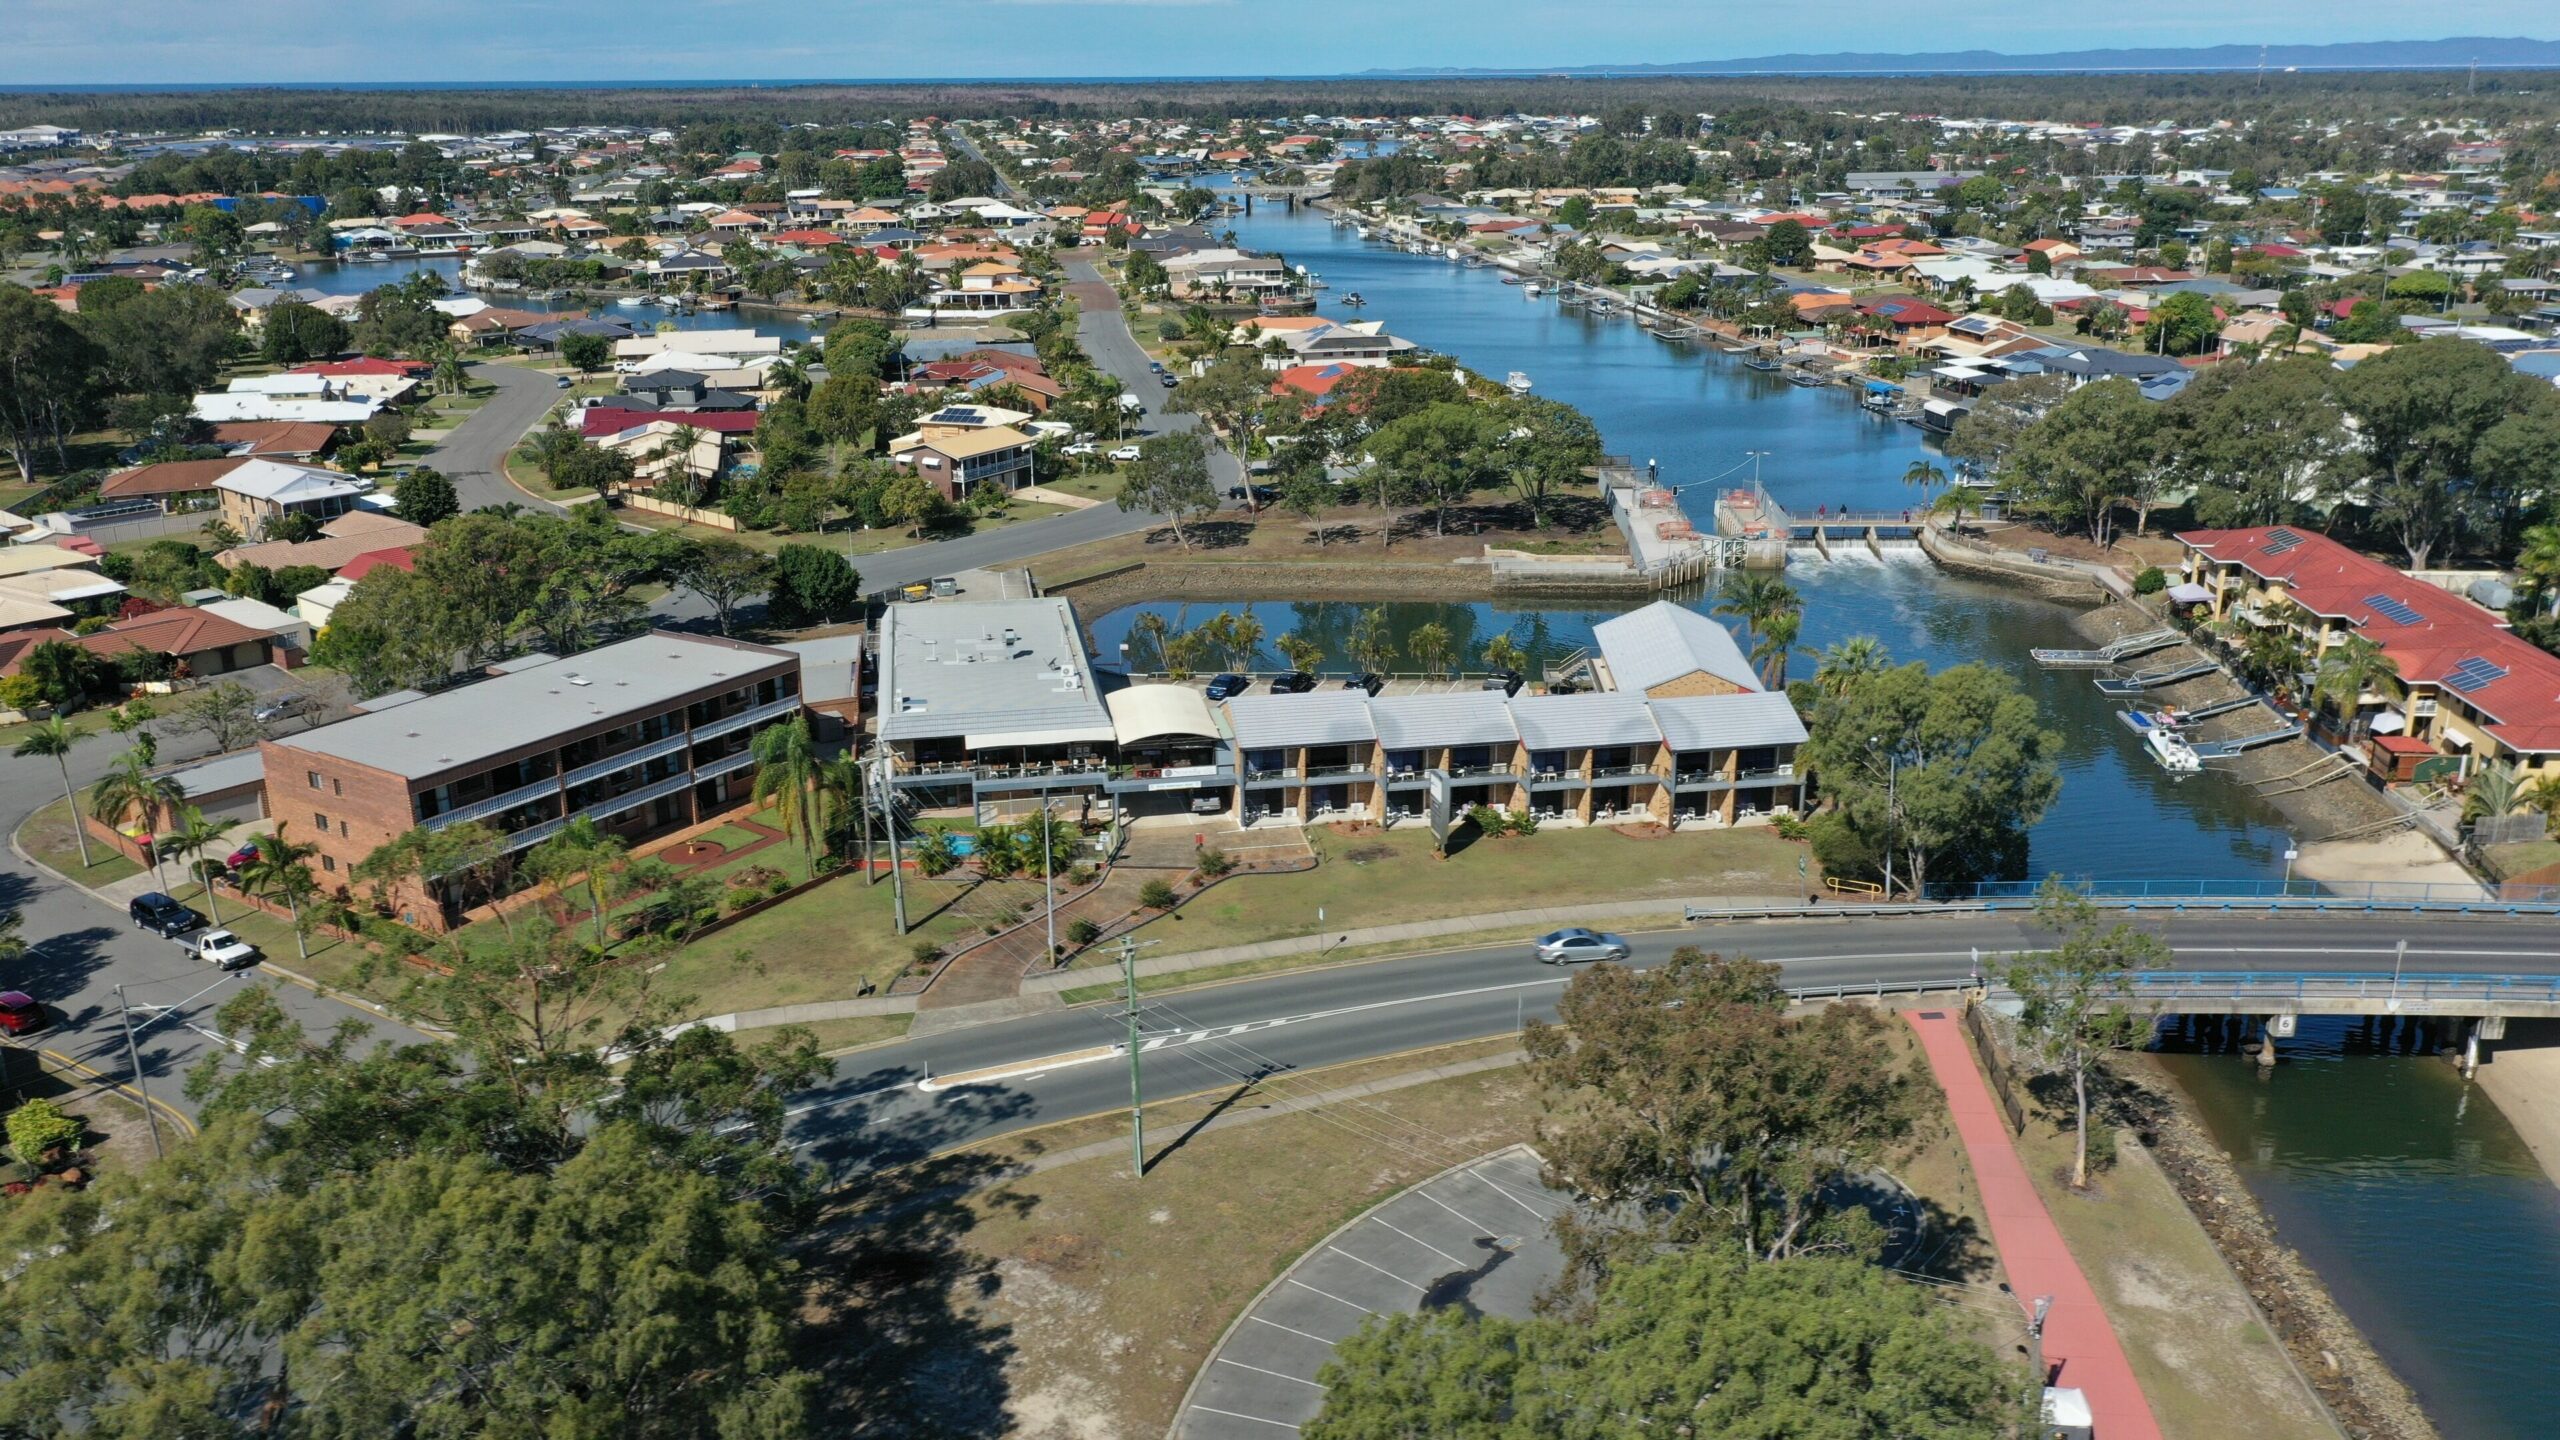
xmin=5 ymin=1 xmax=2558 ymax=86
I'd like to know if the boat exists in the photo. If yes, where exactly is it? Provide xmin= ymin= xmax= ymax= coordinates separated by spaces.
xmin=346 ymin=250 xmax=388 ymax=264
xmin=1506 ymin=371 xmax=1533 ymax=394
xmin=616 ymin=295 xmax=652 ymax=308
xmin=2143 ymin=727 xmax=2204 ymax=775
xmin=1501 ymin=274 xmax=1525 ymax=285
xmin=1523 ymin=280 xmax=1544 ymax=297
xmin=2116 ymin=705 xmax=2191 ymax=735
xmin=1586 ymin=299 xmax=1617 ymax=317
xmin=1339 ymin=292 xmax=1365 ymax=307
xmin=1353 ymin=224 xmax=1371 ymax=239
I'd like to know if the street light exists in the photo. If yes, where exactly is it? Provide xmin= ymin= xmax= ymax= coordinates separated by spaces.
xmin=1869 ymin=735 xmax=1899 ymax=898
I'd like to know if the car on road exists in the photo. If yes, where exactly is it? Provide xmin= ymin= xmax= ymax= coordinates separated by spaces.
xmin=1269 ymin=671 xmax=1319 ymax=694
xmin=1062 ymin=442 xmax=1099 ymax=458
xmin=0 ymin=992 xmax=49 ymax=1036
xmin=182 ymin=928 xmax=262 ymax=971
xmin=1205 ymin=673 xmax=1252 ymax=701
xmin=1535 ymin=928 xmax=1631 ymax=964
xmin=1158 ymin=372 xmax=1179 ymax=387
xmin=129 ymin=891 xmax=204 ymax=938
xmin=253 ymin=692 xmax=318 ymax=725
xmin=1147 ymin=360 xmax=1166 ymax=374
xmin=1108 ymin=445 xmax=1142 ymax=462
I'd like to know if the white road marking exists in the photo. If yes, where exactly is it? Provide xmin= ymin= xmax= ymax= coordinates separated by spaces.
xmin=1465 ymin=1164 xmax=1561 ymax=1221
xmin=1185 ymin=1405 xmax=1300 ymax=1430
xmin=1370 ymin=1216 xmax=1468 ymax=1270
xmin=1214 ymin=1358 xmax=1326 ymax=1389
xmin=1249 ymin=1315 xmax=1343 ymax=1347
xmin=1416 ymin=1187 xmax=1495 ymax=1235
xmin=1326 ymin=1247 xmax=1426 ymax=1292
xmin=1285 ymin=1277 xmax=1376 ymax=1312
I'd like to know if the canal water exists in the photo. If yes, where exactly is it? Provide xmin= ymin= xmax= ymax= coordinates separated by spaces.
xmin=292 ymin=255 xmax=825 ymax=343
xmin=2155 ymin=1025 xmax=2560 ymax=1440
xmin=1201 ymin=186 xmax=2559 ymax=1430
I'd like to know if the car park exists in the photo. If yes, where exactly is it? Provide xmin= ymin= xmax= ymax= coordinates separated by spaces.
xmin=1205 ymin=673 xmax=1252 ymax=701
xmin=1269 ymin=671 xmax=1319 ymax=694
xmin=0 ymin=992 xmax=48 ymax=1036
xmin=1535 ymin=928 xmax=1631 ymax=964
xmin=129 ymin=891 xmax=204 ymax=938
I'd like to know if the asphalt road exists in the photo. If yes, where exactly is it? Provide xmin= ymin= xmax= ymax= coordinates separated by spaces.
xmin=430 ymin=362 xmax=572 ymax=515
xmin=784 ymin=912 xmax=2560 ymax=1177
xmin=3 ymin=722 xmax=433 ymax=1124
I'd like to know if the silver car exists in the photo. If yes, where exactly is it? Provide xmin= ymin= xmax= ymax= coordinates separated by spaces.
xmin=1535 ymin=928 xmax=1629 ymax=964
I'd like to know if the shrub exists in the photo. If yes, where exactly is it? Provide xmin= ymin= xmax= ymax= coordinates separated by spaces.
xmin=1465 ymin=803 xmax=1504 ymax=835
xmin=1138 ymin=877 xmax=1178 ymax=910
xmin=911 ymin=833 xmax=959 ymax=877
xmin=1773 ymin=814 xmax=1810 ymax=842
xmin=765 ymin=871 xmax=794 ymax=897
xmin=910 ymin=939 xmax=943 ymax=965
xmin=723 ymin=886 xmax=763 ymax=914
xmin=2133 ymin=566 xmax=2167 ymax=596
xmin=1066 ymin=917 xmax=1103 ymax=946
xmin=1066 ymin=864 xmax=1096 ymax=887
xmin=8 ymin=1099 xmax=83 ymax=1165
xmin=1194 ymin=846 xmax=1234 ymax=879
xmin=1507 ymin=811 xmax=1540 ymax=837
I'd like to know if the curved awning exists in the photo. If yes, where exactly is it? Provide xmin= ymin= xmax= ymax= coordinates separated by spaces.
xmin=1107 ymin=683 xmax=1221 ymax=745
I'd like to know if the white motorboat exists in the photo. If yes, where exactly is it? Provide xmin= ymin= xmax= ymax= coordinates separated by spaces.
xmin=1506 ymin=371 xmax=1533 ymax=394
xmin=616 ymin=295 xmax=652 ymax=308
xmin=2143 ymin=728 xmax=2203 ymax=775
xmin=1523 ymin=281 xmax=1544 ymax=296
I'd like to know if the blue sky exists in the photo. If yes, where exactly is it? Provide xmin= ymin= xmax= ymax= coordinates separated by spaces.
xmin=5 ymin=2 xmax=2554 ymax=86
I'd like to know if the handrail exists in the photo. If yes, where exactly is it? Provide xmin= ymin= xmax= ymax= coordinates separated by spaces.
xmin=1683 ymin=896 xmax=2560 ymax=923
xmin=1825 ymin=875 xmax=1886 ymax=898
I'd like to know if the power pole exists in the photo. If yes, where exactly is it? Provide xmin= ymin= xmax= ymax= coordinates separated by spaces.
xmin=873 ymin=752 xmax=907 ymax=933
xmin=1119 ymin=934 xmax=1159 ymax=1179
xmin=113 ymin=985 xmax=164 ymax=1161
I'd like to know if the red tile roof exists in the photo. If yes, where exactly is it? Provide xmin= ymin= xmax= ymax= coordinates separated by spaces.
xmin=291 ymin=357 xmax=430 ymax=378
xmin=71 ymin=608 xmax=277 ymax=662
xmin=336 ymin=548 xmax=416 ymax=581
xmin=98 ymin=456 xmax=251 ymax=500
xmin=2181 ymin=526 xmax=2560 ymax=753
xmin=579 ymin=408 xmax=762 ymax=439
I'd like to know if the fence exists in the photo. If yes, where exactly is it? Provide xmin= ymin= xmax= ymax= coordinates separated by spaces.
xmin=615 ymin=492 xmax=740 ymax=530
xmin=1947 ymin=876 xmax=2560 ymax=906
xmin=1961 ymin=999 xmax=2030 ymax=1134
xmin=2128 ymin=970 xmax=2560 ymax=1010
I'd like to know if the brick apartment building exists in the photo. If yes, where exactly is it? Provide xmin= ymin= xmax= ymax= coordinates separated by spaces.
xmin=260 ymin=631 xmax=803 ymax=930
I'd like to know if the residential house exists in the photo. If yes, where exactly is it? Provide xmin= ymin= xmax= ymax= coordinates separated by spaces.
xmin=889 ymin=405 xmax=1037 ymax=500
xmin=98 ymin=456 xmax=249 ymax=512
xmin=215 ymin=459 xmax=366 ymax=540
xmin=219 ymin=512 xmax=431 ymax=573
xmin=73 ymin=606 xmax=279 ymax=681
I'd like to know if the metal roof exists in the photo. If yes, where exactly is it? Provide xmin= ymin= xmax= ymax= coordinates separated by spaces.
xmin=1224 ymin=691 xmax=1377 ymax=749
xmin=1592 ymin=601 xmax=1760 ymax=695
xmin=1647 ymin=691 xmax=1808 ymax=751
xmin=1369 ymin=691 xmax=1516 ymax=749
xmin=876 ymin=597 xmax=1108 ymax=744
xmin=1509 ymin=692 xmax=1659 ymax=750
xmin=276 ymin=631 xmax=795 ymax=781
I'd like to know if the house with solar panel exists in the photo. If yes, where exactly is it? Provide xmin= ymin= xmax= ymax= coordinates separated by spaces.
xmin=2178 ymin=527 xmax=2560 ymax=786
xmin=888 ymin=404 xmax=1039 ymax=501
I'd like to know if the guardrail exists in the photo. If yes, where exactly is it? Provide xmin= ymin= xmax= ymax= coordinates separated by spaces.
xmin=1682 ymin=895 xmax=2560 ymax=924
xmin=1784 ymin=976 xmax=1976 ymax=1003
xmin=2127 ymin=971 xmax=2560 ymax=1009
xmin=1946 ymin=877 xmax=2560 ymax=905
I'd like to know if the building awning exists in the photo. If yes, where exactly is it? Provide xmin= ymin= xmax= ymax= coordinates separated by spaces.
xmin=2368 ymin=707 xmax=2405 ymax=735
xmin=962 ymin=725 xmax=1117 ymax=750
xmin=1106 ymin=683 xmax=1221 ymax=746
xmin=2164 ymin=582 xmax=2213 ymax=605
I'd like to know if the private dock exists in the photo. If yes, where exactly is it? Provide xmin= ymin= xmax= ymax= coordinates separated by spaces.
xmin=2190 ymin=723 xmax=2307 ymax=760
xmin=2032 ymin=628 xmax=2182 ymax=668
xmin=2093 ymin=660 xmax=2219 ymax=695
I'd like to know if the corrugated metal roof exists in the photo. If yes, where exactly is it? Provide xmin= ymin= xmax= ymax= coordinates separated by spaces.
xmin=1510 ymin=692 xmax=1658 ymax=750
xmin=1224 ymin=691 xmax=1377 ymax=748
xmin=1648 ymin=691 xmax=1807 ymax=751
xmin=1369 ymin=692 xmax=1516 ymax=749
xmin=1592 ymin=601 xmax=1760 ymax=695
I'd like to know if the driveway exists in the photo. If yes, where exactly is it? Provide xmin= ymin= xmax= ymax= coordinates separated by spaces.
xmin=431 ymin=362 xmax=571 ymax=515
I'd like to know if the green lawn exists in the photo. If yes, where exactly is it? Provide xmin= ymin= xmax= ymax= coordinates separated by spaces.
xmin=613 ymin=498 xmax=1068 ymax=560
xmin=16 ymin=798 xmax=143 ymax=888
xmin=1075 ymin=823 xmax=1812 ymax=967
xmin=1040 ymin=468 xmax=1124 ymax=501
xmin=649 ymin=861 xmax=1005 ymax=1018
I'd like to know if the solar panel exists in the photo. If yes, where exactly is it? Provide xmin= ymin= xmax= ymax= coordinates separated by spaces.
xmin=2263 ymin=528 xmax=2305 ymax=555
xmin=2445 ymin=658 xmax=2509 ymax=694
xmin=2363 ymin=592 xmax=2424 ymax=625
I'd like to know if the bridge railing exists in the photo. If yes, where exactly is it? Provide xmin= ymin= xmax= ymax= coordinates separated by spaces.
xmin=2127 ymin=971 xmax=2560 ymax=1008
xmin=1943 ymin=877 xmax=2560 ymax=906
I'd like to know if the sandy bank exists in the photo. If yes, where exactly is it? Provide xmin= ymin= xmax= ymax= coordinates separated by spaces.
xmin=2476 ymin=1019 xmax=2560 ymax=1191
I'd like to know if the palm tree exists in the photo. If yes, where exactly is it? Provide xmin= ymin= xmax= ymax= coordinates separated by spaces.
xmin=1930 ymin=486 xmax=1984 ymax=534
xmin=1347 ymin=607 xmax=1397 ymax=677
xmin=1277 ymin=633 xmax=1325 ymax=674
xmin=1127 ymin=612 xmax=1173 ymax=674
xmin=1407 ymin=621 xmax=1457 ymax=677
xmin=162 ymin=805 xmax=231 ymax=925
xmin=1224 ymin=612 xmax=1267 ymax=672
xmin=750 ymin=716 xmax=827 ymax=864
xmin=2312 ymin=635 xmax=2400 ymax=737
xmin=89 ymin=747 xmax=184 ymax=860
xmin=241 ymin=825 xmax=321 ymax=962
xmin=14 ymin=718 xmax=93 ymax=868
xmin=1752 ymin=609 xmax=1804 ymax=689
xmin=1482 ymin=634 xmax=1528 ymax=676
xmin=1814 ymin=636 xmax=1891 ymax=698
xmin=1713 ymin=573 xmax=1800 ymax=656
xmin=2521 ymin=774 xmax=2560 ymax=823
xmin=2517 ymin=523 xmax=2560 ymax=617
xmin=1901 ymin=460 xmax=1947 ymax=491
xmin=526 ymin=816 xmax=627 ymax=946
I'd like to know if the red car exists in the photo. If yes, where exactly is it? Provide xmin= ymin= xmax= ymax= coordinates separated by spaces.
xmin=0 ymin=992 xmax=49 ymax=1036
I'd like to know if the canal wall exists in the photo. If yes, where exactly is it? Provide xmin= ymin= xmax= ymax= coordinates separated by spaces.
xmin=2125 ymin=1056 xmax=2444 ymax=1440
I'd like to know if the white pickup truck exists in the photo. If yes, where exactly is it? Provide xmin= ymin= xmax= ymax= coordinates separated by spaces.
xmin=180 ymin=928 xmax=262 ymax=970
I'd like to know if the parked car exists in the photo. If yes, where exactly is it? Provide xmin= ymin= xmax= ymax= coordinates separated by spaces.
xmin=224 ymin=843 xmax=260 ymax=872
xmin=128 ymin=891 xmax=204 ymax=938
xmin=1341 ymin=672 xmax=1385 ymax=696
xmin=1158 ymin=372 xmax=1179 ymax=388
xmin=1269 ymin=671 xmax=1319 ymax=694
xmin=182 ymin=928 xmax=262 ymax=971
xmin=1108 ymin=445 xmax=1142 ymax=462
xmin=253 ymin=692 xmax=316 ymax=725
xmin=1226 ymin=484 xmax=1278 ymax=505
xmin=1205 ymin=673 xmax=1252 ymax=701
xmin=1147 ymin=360 xmax=1166 ymax=373
xmin=554 ymin=375 xmax=573 ymax=389
xmin=1482 ymin=668 xmax=1525 ymax=697
xmin=1062 ymin=442 xmax=1099 ymax=457
xmin=0 ymin=992 xmax=48 ymax=1036
xmin=1535 ymin=928 xmax=1630 ymax=964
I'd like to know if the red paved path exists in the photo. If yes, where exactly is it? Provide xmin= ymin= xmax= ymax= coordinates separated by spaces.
xmin=1905 ymin=1009 xmax=2165 ymax=1440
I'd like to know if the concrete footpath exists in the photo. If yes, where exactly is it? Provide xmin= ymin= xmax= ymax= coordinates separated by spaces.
xmin=1906 ymin=1009 xmax=2164 ymax=1440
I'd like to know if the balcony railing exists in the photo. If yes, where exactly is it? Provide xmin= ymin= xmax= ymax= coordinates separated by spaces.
xmin=1304 ymin=763 xmax=1371 ymax=779
xmin=1591 ymin=764 xmax=1659 ymax=780
xmin=973 ymin=759 xmax=1107 ymax=782
xmin=503 ymin=771 xmax=696 ymax=853
xmin=423 ymin=774 xmax=560 ymax=831
xmin=559 ymin=731 xmax=690 ymax=791
xmin=694 ymin=749 xmax=757 ymax=782
xmin=1243 ymin=765 xmax=1299 ymax=783
xmin=1445 ymin=764 xmax=1515 ymax=779
xmin=691 ymin=694 xmax=801 ymax=743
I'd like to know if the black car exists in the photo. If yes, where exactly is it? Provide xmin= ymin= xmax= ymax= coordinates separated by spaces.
xmin=1482 ymin=668 xmax=1525 ymax=697
xmin=1341 ymin=672 xmax=1385 ymax=696
xmin=1205 ymin=673 xmax=1252 ymax=701
xmin=1226 ymin=483 xmax=1279 ymax=505
xmin=1270 ymin=671 xmax=1319 ymax=694
xmin=129 ymin=891 xmax=204 ymax=938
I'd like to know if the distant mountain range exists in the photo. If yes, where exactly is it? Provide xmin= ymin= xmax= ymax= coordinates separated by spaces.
xmin=1367 ymin=37 xmax=2560 ymax=78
